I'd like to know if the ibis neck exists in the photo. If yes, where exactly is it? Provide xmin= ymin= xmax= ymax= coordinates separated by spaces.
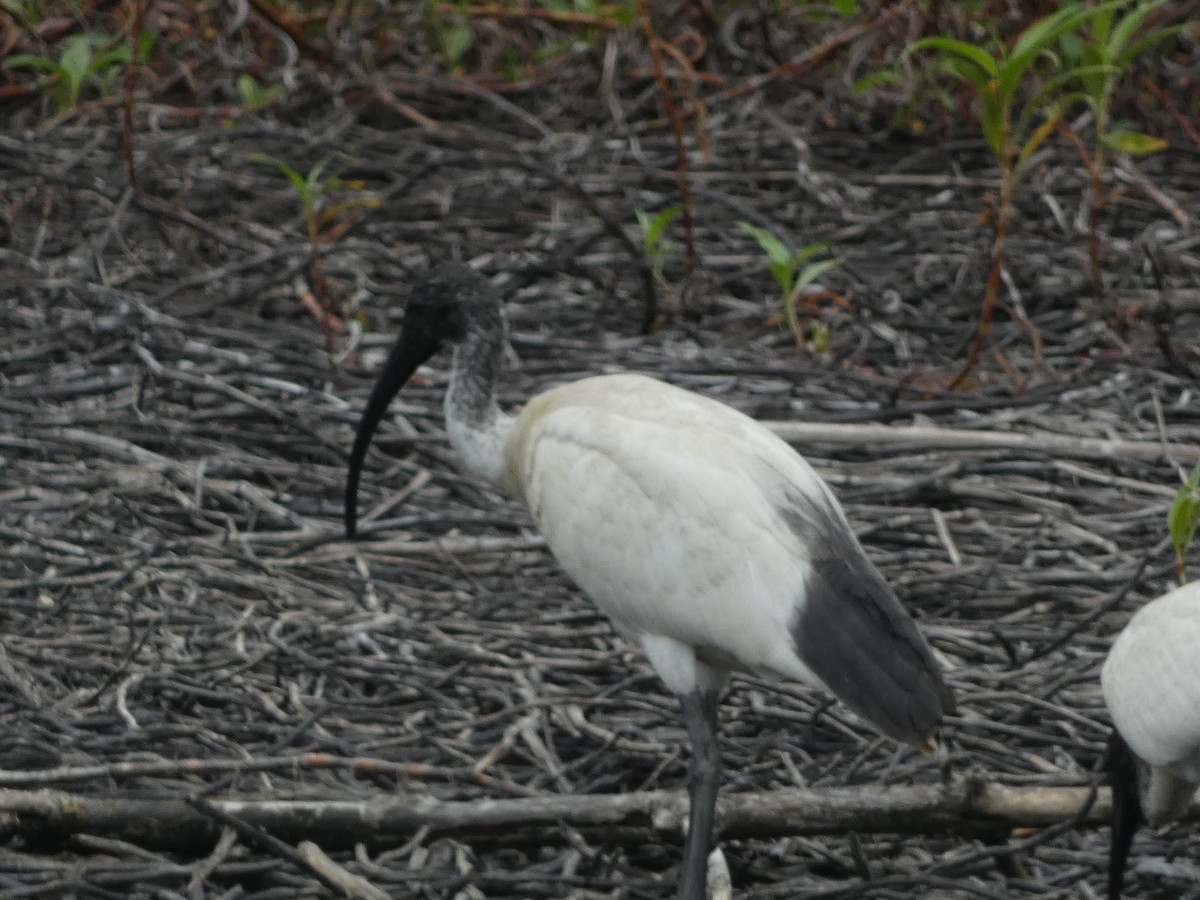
xmin=444 ymin=324 xmax=514 ymax=489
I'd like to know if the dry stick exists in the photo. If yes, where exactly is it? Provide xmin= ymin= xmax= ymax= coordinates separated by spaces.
xmin=948 ymin=170 xmax=1015 ymax=390
xmin=3 ymin=780 xmax=1197 ymax=851
xmin=30 ymin=420 xmax=1200 ymax=509
xmin=716 ymin=2 xmax=910 ymax=103
xmin=507 ymin=156 xmax=660 ymax=333
xmin=186 ymin=795 xmax=388 ymax=900
xmin=1138 ymin=72 xmax=1200 ymax=148
xmin=440 ymin=3 xmax=623 ymax=28
xmin=1056 ymin=120 xmax=1114 ymax=328
xmin=1018 ymin=549 xmax=1154 ymax=666
xmin=761 ymin=420 xmax=1200 ymax=465
xmin=245 ymin=0 xmax=330 ymax=61
xmin=0 ymin=752 xmax=541 ymax=798
xmin=345 ymin=78 xmax=661 ymax=331
xmin=121 ymin=0 xmax=144 ymax=195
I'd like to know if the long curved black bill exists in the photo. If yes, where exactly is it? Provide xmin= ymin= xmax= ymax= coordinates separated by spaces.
xmin=344 ymin=331 xmax=439 ymax=539
xmin=1106 ymin=729 xmax=1143 ymax=900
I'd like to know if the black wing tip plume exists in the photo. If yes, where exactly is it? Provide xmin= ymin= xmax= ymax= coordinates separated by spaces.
xmin=793 ymin=553 xmax=956 ymax=751
xmin=1106 ymin=729 xmax=1143 ymax=900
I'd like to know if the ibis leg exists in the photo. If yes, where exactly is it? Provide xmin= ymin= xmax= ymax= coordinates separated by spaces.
xmin=1106 ymin=731 xmax=1143 ymax=900
xmin=677 ymin=689 xmax=721 ymax=900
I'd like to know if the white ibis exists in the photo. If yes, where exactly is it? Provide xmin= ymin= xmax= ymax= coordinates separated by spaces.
xmin=344 ymin=263 xmax=954 ymax=899
xmin=1101 ymin=579 xmax=1200 ymax=899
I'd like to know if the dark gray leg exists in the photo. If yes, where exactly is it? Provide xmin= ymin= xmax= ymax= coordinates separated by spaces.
xmin=677 ymin=689 xmax=722 ymax=900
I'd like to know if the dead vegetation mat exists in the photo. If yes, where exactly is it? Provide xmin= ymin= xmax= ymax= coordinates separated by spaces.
xmin=3 ymin=73 xmax=1200 ymax=900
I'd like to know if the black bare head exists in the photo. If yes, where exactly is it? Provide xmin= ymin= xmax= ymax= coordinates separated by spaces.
xmin=1105 ymin=728 xmax=1144 ymax=900
xmin=344 ymin=263 xmax=500 ymax=538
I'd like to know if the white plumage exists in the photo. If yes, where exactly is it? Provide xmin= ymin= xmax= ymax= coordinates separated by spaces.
xmin=506 ymin=374 xmax=836 ymax=693
xmin=345 ymin=263 xmax=953 ymax=900
xmin=1101 ymin=579 xmax=1200 ymax=898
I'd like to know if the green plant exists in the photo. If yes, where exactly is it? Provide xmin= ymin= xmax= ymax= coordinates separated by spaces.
xmin=1169 ymin=460 xmax=1200 ymax=584
xmin=4 ymin=32 xmax=137 ymax=112
xmin=635 ymin=205 xmax=682 ymax=286
xmin=1058 ymin=0 xmax=1182 ymax=326
xmin=432 ymin=7 xmax=475 ymax=71
xmin=0 ymin=0 xmax=80 ymax=23
xmin=737 ymin=222 xmax=840 ymax=348
xmin=236 ymin=74 xmax=286 ymax=111
xmin=250 ymin=155 xmax=378 ymax=244
xmin=904 ymin=2 xmax=1114 ymax=387
xmin=249 ymin=154 xmax=379 ymax=353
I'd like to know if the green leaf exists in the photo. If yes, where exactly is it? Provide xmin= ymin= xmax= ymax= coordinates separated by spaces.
xmin=940 ymin=55 xmax=995 ymax=92
xmin=793 ymin=256 xmax=841 ymax=290
xmin=1008 ymin=2 xmax=1099 ymax=66
xmin=1058 ymin=31 xmax=1084 ymax=66
xmin=906 ymin=36 xmax=999 ymax=81
xmin=636 ymin=205 xmax=682 ymax=253
xmin=1022 ymin=64 xmax=1114 ymax=125
xmin=441 ymin=21 xmax=474 ymax=66
xmin=1015 ymin=111 xmax=1062 ymax=173
xmin=831 ymin=0 xmax=857 ymax=17
xmin=3 ymin=52 xmax=60 ymax=73
xmin=979 ymin=90 xmax=1008 ymax=160
xmin=237 ymin=74 xmax=262 ymax=107
xmin=90 ymin=44 xmax=131 ymax=75
xmin=1001 ymin=3 xmax=1109 ymax=106
xmin=808 ymin=319 xmax=832 ymax=353
xmin=249 ymin=153 xmax=313 ymax=211
xmin=769 ymin=261 xmax=793 ymax=294
xmin=134 ymin=31 xmax=156 ymax=63
xmin=1101 ymin=128 xmax=1168 ymax=154
xmin=791 ymin=242 xmax=832 ymax=266
xmin=58 ymin=35 xmax=96 ymax=107
xmin=1113 ymin=22 xmax=1186 ymax=69
xmin=1169 ymin=493 xmax=1200 ymax=578
xmin=853 ymin=68 xmax=898 ymax=94
xmin=1169 ymin=460 xmax=1200 ymax=581
xmin=738 ymin=222 xmax=793 ymax=269
xmin=1108 ymin=0 xmax=1168 ymax=57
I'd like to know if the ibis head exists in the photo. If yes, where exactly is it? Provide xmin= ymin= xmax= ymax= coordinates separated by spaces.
xmin=344 ymin=264 xmax=497 ymax=539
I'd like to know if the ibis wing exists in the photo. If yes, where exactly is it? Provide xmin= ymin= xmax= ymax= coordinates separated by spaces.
xmin=507 ymin=374 xmax=951 ymax=746
xmin=509 ymin=381 xmax=811 ymax=674
xmin=788 ymin=511 xmax=954 ymax=747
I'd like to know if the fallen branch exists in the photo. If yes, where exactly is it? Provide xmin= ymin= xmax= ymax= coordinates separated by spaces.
xmin=3 ymin=780 xmax=1196 ymax=852
xmin=763 ymin=420 xmax=1200 ymax=465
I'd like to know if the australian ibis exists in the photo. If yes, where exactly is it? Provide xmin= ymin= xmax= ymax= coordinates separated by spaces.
xmin=344 ymin=263 xmax=954 ymax=899
xmin=1101 ymin=579 xmax=1200 ymax=899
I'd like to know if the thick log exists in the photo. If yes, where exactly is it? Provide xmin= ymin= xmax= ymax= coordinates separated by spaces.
xmin=4 ymin=779 xmax=1195 ymax=852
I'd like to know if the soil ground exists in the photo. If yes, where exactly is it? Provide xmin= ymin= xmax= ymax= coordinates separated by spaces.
xmin=3 ymin=14 xmax=1200 ymax=898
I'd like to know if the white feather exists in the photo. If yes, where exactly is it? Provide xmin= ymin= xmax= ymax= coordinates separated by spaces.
xmin=1102 ymin=580 xmax=1200 ymax=778
xmin=502 ymin=373 xmax=844 ymax=693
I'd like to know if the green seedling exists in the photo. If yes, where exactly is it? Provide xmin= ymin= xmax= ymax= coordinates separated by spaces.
xmin=737 ymin=222 xmax=840 ymax=348
xmin=432 ymin=7 xmax=475 ymax=71
xmin=250 ymin=154 xmax=380 ymax=355
xmin=904 ymin=2 xmax=1115 ymax=387
xmin=0 ymin=0 xmax=80 ymax=24
xmin=1058 ymin=0 xmax=1182 ymax=325
xmin=635 ymin=205 xmax=682 ymax=287
xmin=5 ymin=32 xmax=139 ymax=112
xmin=1169 ymin=460 xmax=1200 ymax=584
xmin=236 ymin=74 xmax=286 ymax=111
xmin=249 ymin=154 xmax=379 ymax=246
